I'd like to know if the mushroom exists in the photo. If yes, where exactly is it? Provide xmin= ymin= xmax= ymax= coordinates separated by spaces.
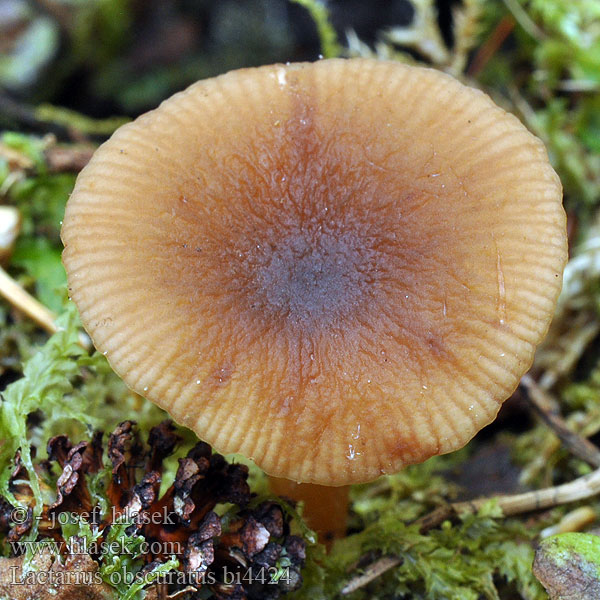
xmin=61 ymin=59 xmax=567 ymax=540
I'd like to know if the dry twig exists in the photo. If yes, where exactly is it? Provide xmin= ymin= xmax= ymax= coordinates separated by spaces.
xmin=0 ymin=266 xmax=58 ymax=334
xmin=521 ymin=374 xmax=600 ymax=469
xmin=467 ymin=15 xmax=515 ymax=77
xmin=0 ymin=266 xmax=90 ymax=348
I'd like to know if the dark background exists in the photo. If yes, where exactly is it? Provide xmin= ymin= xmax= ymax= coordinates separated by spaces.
xmin=1 ymin=0 xmax=459 ymax=121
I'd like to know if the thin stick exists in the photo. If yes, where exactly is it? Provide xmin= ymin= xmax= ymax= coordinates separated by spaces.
xmin=521 ymin=374 xmax=600 ymax=468
xmin=557 ymin=80 xmax=600 ymax=93
xmin=502 ymin=0 xmax=545 ymax=40
xmin=0 ymin=266 xmax=57 ymax=334
xmin=0 ymin=267 xmax=91 ymax=349
xmin=341 ymin=556 xmax=402 ymax=595
xmin=467 ymin=15 xmax=515 ymax=77
xmin=423 ymin=467 xmax=600 ymax=526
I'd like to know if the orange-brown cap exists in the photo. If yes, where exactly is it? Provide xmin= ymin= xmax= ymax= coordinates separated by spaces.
xmin=61 ymin=58 xmax=567 ymax=486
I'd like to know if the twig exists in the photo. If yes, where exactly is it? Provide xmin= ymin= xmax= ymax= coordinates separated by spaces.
xmin=557 ymin=80 xmax=600 ymax=93
xmin=540 ymin=506 xmax=597 ymax=538
xmin=537 ymin=320 xmax=600 ymax=391
xmin=521 ymin=374 xmax=600 ymax=468
xmin=0 ymin=266 xmax=58 ymax=335
xmin=467 ymin=15 xmax=515 ymax=77
xmin=414 ymin=504 xmax=458 ymax=534
xmin=502 ymin=0 xmax=545 ymax=40
xmin=0 ymin=267 xmax=91 ymax=348
xmin=429 ymin=467 xmax=600 ymax=526
xmin=341 ymin=556 xmax=402 ymax=595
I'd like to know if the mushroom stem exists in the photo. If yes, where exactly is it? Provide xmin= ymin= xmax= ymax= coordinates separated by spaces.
xmin=268 ymin=477 xmax=349 ymax=547
xmin=0 ymin=266 xmax=57 ymax=334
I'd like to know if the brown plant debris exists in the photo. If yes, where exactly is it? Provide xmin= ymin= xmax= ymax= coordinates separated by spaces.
xmin=0 ymin=420 xmax=305 ymax=599
xmin=0 ymin=548 xmax=114 ymax=600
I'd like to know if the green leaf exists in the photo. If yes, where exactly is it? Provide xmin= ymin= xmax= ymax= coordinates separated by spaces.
xmin=12 ymin=237 xmax=67 ymax=313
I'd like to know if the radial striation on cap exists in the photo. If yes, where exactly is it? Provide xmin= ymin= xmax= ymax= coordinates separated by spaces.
xmin=61 ymin=58 xmax=567 ymax=486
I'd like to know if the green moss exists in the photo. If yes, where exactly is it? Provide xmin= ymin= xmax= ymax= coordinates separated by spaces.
xmin=289 ymin=0 xmax=342 ymax=59
xmin=294 ymin=500 xmax=545 ymax=600
xmin=34 ymin=105 xmax=130 ymax=137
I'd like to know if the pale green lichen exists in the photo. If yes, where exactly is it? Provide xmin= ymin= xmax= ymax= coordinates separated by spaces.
xmin=539 ymin=532 xmax=600 ymax=577
xmin=534 ymin=532 xmax=600 ymax=598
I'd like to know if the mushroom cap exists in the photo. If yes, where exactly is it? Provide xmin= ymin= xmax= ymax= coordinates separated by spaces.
xmin=61 ymin=58 xmax=567 ymax=486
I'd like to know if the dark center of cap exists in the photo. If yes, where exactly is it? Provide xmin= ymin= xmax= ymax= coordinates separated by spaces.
xmin=238 ymin=220 xmax=381 ymax=327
